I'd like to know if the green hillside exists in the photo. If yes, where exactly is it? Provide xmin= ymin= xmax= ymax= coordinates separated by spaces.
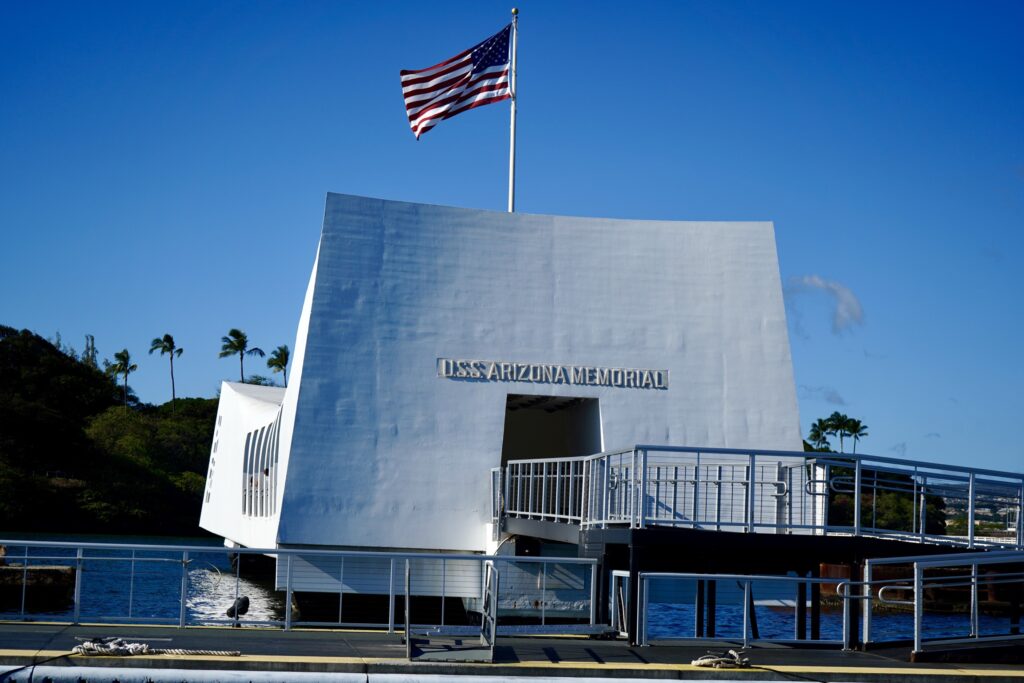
xmin=0 ymin=326 xmax=214 ymax=536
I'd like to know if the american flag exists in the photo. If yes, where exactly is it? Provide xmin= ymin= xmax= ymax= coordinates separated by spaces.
xmin=400 ymin=24 xmax=512 ymax=139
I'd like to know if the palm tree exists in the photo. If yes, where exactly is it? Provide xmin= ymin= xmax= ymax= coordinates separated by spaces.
xmin=267 ymin=345 xmax=290 ymax=387
xmin=846 ymin=418 xmax=869 ymax=454
xmin=826 ymin=411 xmax=850 ymax=452
xmin=219 ymin=328 xmax=264 ymax=382
xmin=808 ymin=418 xmax=832 ymax=451
xmin=149 ymin=333 xmax=184 ymax=411
xmin=106 ymin=348 xmax=138 ymax=413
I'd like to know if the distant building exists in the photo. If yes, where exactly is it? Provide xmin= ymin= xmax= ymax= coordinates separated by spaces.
xmin=199 ymin=193 xmax=801 ymax=553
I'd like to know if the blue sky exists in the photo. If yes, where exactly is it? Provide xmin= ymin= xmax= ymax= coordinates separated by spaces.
xmin=2 ymin=1 xmax=1021 ymax=473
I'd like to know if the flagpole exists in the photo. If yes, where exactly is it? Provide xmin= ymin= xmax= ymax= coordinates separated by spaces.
xmin=507 ymin=8 xmax=518 ymax=213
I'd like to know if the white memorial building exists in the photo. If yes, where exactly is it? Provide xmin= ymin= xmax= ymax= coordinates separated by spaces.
xmin=199 ymin=193 xmax=802 ymax=554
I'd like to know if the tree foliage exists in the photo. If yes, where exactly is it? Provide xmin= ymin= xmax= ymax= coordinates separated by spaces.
xmin=150 ymin=333 xmax=184 ymax=410
xmin=267 ymin=345 xmax=289 ymax=387
xmin=806 ymin=412 xmax=870 ymax=453
xmin=219 ymin=328 xmax=264 ymax=382
xmin=0 ymin=325 xmax=216 ymax=536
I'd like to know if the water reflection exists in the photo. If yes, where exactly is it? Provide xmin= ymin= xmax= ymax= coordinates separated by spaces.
xmin=187 ymin=567 xmax=282 ymax=623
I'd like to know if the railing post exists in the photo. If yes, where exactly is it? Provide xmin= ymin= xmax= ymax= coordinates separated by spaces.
xmin=603 ymin=457 xmax=610 ymax=529
xmin=919 ymin=476 xmax=928 ymax=541
xmin=179 ymin=551 xmax=189 ymax=627
xmin=504 ymin=464 xmax=512 ymax=518
xmin=128 ymin=550 xmax=136 ymax=620
xmin=579 ymin=460 xmax=588 ymax=527
xmin=640 ymin=576 xmax=650 ymax=646
xmin=541 ymin=562 xmax=547 ymax=625
xmin=970 ymin=561 xmax=979 ymax=637
xmin=913 ymin=563 xmax=923 ymax=653
xmin=516 ymin=462 xmax=524 ymax=516
xmin=862 ymin=562 xmax=873 ymax=645
xmin=554 ymin=462 xmax=562 ymax=521
xmin=853 ymin=458 xmax=862 ymax=536
xmin=911 ymin=473 xmax=918 ymax=535
xmin=639 ymin=449 xmax=648 ymax=529
xmin=19 ymin=546 xmax=28 ymax=618
xmin=742 ymin=579 xmax=751 ymax=648
xmin=388 ymin=558 xmax=396 ymax=633
xmin=73 ymin=547 xmax=83 ymax=625
xmin=841 ymin=581 xmax=851 ymax=650
xmin=968 ymin=473 xmax=976 ymax=549
xmin=528 ymin=463 xmax=535 ymax=518
xmin=285 ymin=555 xmax=293 ymax=630
xmin=715 ymin=465 xmax=723 ymax=531
xmin=1011 ymin=481 xmax=1019 ymax=548
xmin=541 ymin=462 xmax=548 ymax=520
xmin=569 ymin=461 xmax=577 ymax=523
xmin=747 ymin=455 xmax=757 ymax=533
xmin=630 ymin=449 xmax=637 ymax=528
xmin=589 ymin=563 xmax=597 ymax=626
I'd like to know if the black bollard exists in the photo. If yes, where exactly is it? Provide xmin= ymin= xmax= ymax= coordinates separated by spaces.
xmin=226 ymin=595 xmax=250 ymax=627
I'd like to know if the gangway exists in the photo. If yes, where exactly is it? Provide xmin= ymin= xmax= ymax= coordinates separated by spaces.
xmin=495 ymin=446 xmax=1024 ymax=550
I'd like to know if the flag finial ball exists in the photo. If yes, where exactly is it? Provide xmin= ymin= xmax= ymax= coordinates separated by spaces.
xmin=511 ymin=7 xmax=518 ymax=15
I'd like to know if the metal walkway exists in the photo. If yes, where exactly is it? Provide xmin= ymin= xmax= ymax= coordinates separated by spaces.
xmin=495 ymin=446 xmax=1024 ymax=550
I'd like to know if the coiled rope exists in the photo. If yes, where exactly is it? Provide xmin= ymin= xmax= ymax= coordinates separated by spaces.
xmin=72 ymin=638 xmax=240 ymax=657
xmin=690 ymin=649 xmax=750 ymax=668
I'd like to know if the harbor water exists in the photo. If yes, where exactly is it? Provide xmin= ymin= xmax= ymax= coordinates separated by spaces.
xmin=1 ymin=535 xmax=1017 ymax=643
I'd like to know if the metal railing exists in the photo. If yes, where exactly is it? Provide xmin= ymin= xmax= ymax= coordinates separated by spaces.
xmin=0 ymin=539 xmax=598 ymax=634
xmin=500 ymin=445 xmax=1024 ymax=549
xmin=864 ymin=549 xmax=1024 ymax=652
xmin=631 ymin=570 xmax=854 ymax=648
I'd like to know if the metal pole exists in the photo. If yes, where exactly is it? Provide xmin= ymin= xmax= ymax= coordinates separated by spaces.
xmin=285 ymin=555 xmax=293 ymax=630
xmin=555 ymin=462 xmax=562 ymax=521
xmin=920 ymin=476 xmax=928 ymax=541
xmin=19 ymin=546 xmax=28 ymax=617
xmin=628 ymin=451 xmax=635 ymax=526
xmin=541 ymin=562 xmax=547 ymax=625
xmin=747 ymin=455 xmax=757 ymax=532
xmin=842 ymin=581 xmax=851 ymax=651
xmin=742 ymin=580 xmax=751 ymax=648
xmin=233 ymin=549 xmax=241 ymax=628
xmin=853 ymin=458 xmax=862 ymax=536
xmin=506 ymin=8 xmax=518 ymax=212
xmin=795 ymin=580 xmax=806 ymax=640
xmin=128 ymin=549 xmax=136 ymax=619
xmin=339 ymin=557 xmax=345 ymax=624
xmin=388 ymin=558 xmax=396 ymax=633
xmin=589 ymin=563 xmax=597 ymax=625
xmin=541 ymin=462 xmax=548 ymax=519
xmin=73 ymin=547 xmax=83 ymax=624
xmin=179 ymin=551 xmax=189 ymax=627
xmin=862 ymin=562 xmax=873 ymax=645
xmin=640 ymin=576 xmax=649 ymax=646
xmin=967 ymin=473 xmax=976 ymax=549
xmin=913 ymin=563 xmax=923 ymax=653
xmin=970 ymin=562 xmax=979 ymax=638
xmin=504 ymin=463 xmax=512 ymax=518
xmin=1018 ymin=483 xmax=1024 ymax=549
xmin=528 ymin=462 xmax=534 ymax=517
xmin=693 ymin=458 xmax=700 ymax=526
xmin=639 ymin=449 xmax=648 ymax=529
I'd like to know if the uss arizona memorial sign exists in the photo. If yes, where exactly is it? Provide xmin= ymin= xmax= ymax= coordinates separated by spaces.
xmin=437 ymin=357 xmax=669 ymax=390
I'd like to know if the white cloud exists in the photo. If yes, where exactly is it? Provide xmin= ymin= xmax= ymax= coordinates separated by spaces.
xmin=787 ymin=275 xmax=864 ymax=334
xmin=799 ymin=385 xmax=847 ymax=406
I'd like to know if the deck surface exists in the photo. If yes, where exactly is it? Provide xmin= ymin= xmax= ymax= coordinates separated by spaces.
xmin=1 ymin=621 xmax=1022 ymax=681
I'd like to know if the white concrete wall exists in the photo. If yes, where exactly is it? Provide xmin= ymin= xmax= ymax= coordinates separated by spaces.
xmin=199 ymin=382 xmax=285 ymax=548
xmin=269 ymin=194 xmax=801 ymax=552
